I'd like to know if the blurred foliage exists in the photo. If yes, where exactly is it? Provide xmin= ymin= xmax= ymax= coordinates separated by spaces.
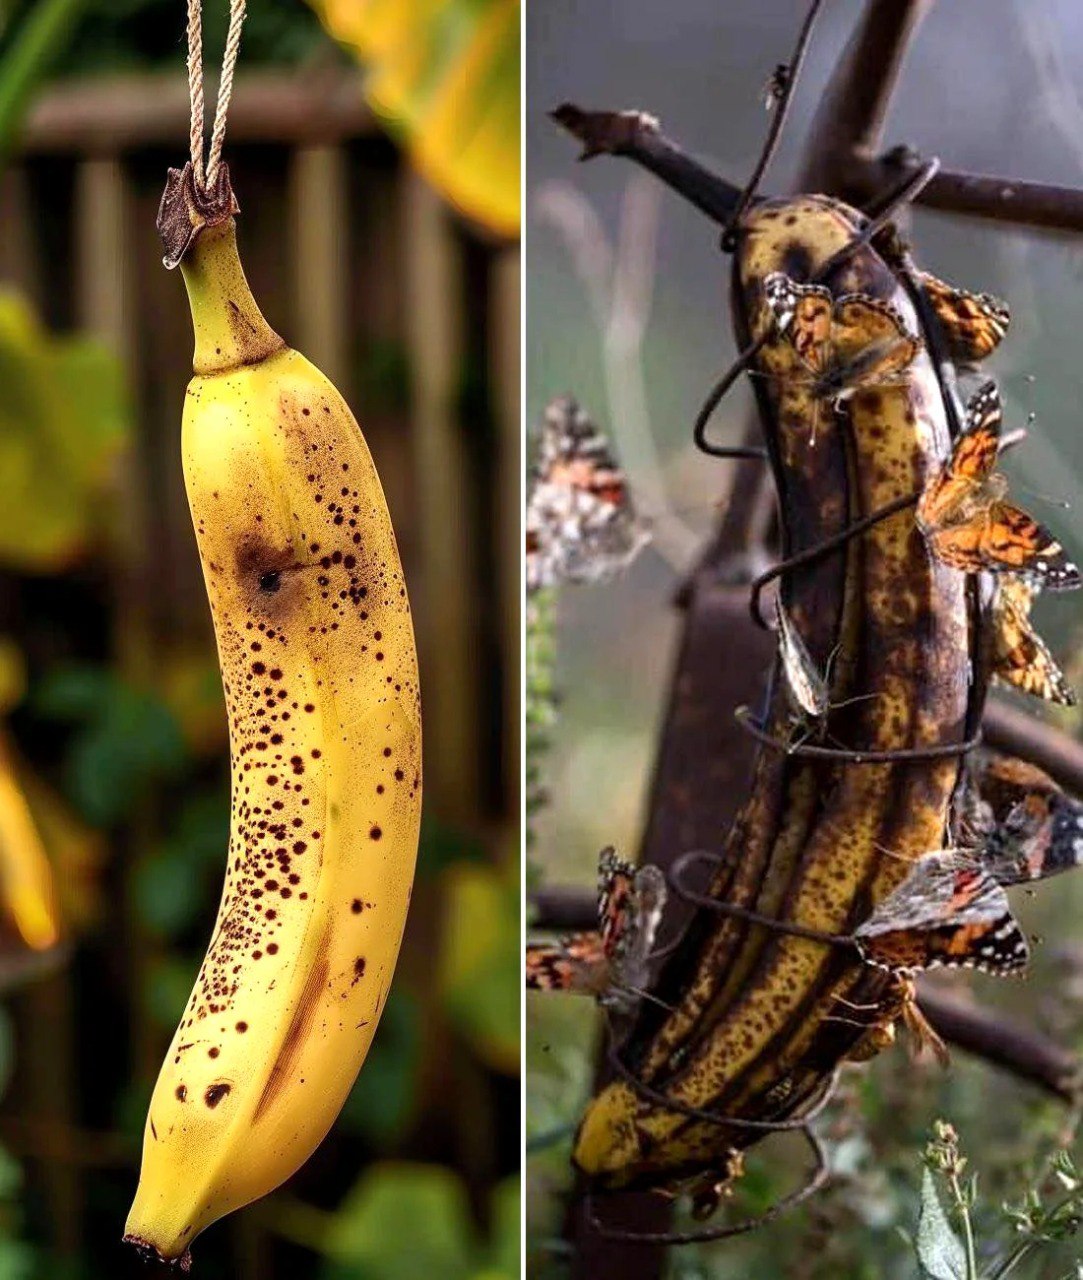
xmin=32 ymin=666 xmax=186 ymax=826
xmin=2 ymin=0 xmax=332 ymax=74
xmin=440 ymin=859 xmax=519 ymax=1075
xmin=0 ymin=0 xmax=84 ymax=166
xmin=310 ymin=0 xmax=520 ymax=238
xmin=525 ymin=591 xmax=556 ymax=861
xmin=277 ymin=1162 xmax=519 ymax=1280
xmin=0 ymin=290 xmax=127 ymax=572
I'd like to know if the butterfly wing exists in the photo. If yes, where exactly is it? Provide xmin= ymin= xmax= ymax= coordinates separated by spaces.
xmin=992 ymin=576 xmax=1076 ymax=705
xmin=775 ymin=600 xmax=828 ymax=718
xmin=917 ymin=381 xmax=1002 ymax=535
xmin=596 ymin=846 xmax=638 ymax=957
xmin=526 ymin=397 xmax=651 ymax=590
xmin=525 ymin=932 xmax=609 ymax=995
xmin=763 ymin=273 xmax=833 ymax=376
xmin=978 ymin=501 xmax=1080 ymax=588
xmin=856 ymin=853 xmax=1028 ymax=974
xmin=831 ymin=294 xmax=922 ymax=392
xmin=918 ymin=270 xmax=1010 ymax=362
xmin=613 ymin=864 xmax=668 ymax=991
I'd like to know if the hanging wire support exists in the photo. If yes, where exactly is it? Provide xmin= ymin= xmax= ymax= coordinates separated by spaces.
xmin=668 ymin=849 xmax=855 ymax=948
xmin=584 ymin=1127 xmax=829 ymax=1244
xmin=748 ymin=490 xmax=919 ymax=628
xmin=734 ymin=705 xmax=981 ymax=764
xmin=721 ymin=0 xmax=828 ymax=251
xmin=605 ymin=1019 xmax=842 ymax=1132
xmin=694 ymin=157 xmax=940 ymax=460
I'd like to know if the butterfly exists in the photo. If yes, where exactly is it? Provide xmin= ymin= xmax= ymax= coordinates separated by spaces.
xmin=853 ymin=853 xmax=1029 ymax=976
xmin=776 ymin=599 xmax=829 ymax=721
xmin=916 ymin=270 xmax=1010 ymax=364
xmin=525 ymin=397 xmax=651 ymax=593
xmin=916 ymin=380 xmax=1080 ymax=589
xmin=774 ymin=601 xmax=880 ymax=747
xmin=961 ymin=754 xmax=1083 ymax=886
xmin=761 ymin=273 xmax=923 ymax=442
xmin=525 ymin=847 xmax=667 ymax=1013
xmin=834 ymin=973 xmax=950 ymax=1068
xmin=992 ymin=575 xmax=1076 ymax=706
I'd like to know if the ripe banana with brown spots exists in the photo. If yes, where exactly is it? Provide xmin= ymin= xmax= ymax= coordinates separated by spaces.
xmin=124 ymin=165 xmax=422 ymax=1264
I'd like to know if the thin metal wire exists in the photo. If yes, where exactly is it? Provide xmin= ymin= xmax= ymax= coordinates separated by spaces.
xmin=695 ymin=158 xmax=942 ymax=460
xmin=721 ymin=0 xmax=828 ymax=250
xmin=748 ymin=489 xmax=920 ymax=628
xmin=584 ymin=1127 xmax=829 ymax=1244
xmin=668 ymin=849 xmax=855 ymax=948
xmin=734 ymin=705 xmax=981 ymax=764
xmin=606 ymin=1025 xmax=842 ymax=1132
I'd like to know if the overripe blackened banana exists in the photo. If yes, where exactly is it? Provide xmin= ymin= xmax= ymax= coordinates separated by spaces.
xmin=575 ymin=194 xmax=983 ymax=1187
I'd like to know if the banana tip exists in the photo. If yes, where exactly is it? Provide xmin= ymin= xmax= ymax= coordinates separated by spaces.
xmin=122 ymin=1234 xmax=193 ymax=1273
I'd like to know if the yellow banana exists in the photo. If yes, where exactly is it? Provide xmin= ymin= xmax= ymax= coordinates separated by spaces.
xmin=125 ymin=165 xmax=422 ymax=1264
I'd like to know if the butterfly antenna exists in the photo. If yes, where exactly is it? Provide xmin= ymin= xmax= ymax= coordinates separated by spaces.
xmin=721 ymin=0 xmax=827 ymax=250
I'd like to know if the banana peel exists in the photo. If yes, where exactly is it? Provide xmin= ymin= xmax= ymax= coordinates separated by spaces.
xmin=574 ymin=195 xmax=985 ymax=1188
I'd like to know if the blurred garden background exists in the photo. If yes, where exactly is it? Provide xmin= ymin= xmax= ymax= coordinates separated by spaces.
xmin=0 ymin=0 xmax=520 ymax=1277
xmin=526 ymin=1 xmax=1083 ymax=1276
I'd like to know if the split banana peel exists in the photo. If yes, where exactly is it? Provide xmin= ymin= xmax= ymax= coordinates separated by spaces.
xmin=575 ymin=194 xmax=983 ymax=1188
xmin=124 ymin=165 xmax=422 ymax=1263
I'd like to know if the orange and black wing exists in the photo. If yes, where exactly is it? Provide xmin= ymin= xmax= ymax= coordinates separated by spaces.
xmin=762 ymin=273 xmax=833 ymax=377
xmin=993 ymin=576 xmax=1077 ymax=704
xmin=918 ymin=270 xmax=1009 ymax=362
xmin=917 ymin=381 xmax=1002 ymax=531
xmin=525 ymin=932 xmax=607 ymax=994
xmin=831 ymin=294 xmax=922 ymax=391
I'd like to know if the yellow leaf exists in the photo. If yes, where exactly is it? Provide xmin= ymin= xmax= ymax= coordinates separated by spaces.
xmin=0 ymin=728 xmax=61 ymax=952
xmin=311 ymin=0 xmax=520 ymax=239
xmin=0 ymin=289 xmax=129 ymax=573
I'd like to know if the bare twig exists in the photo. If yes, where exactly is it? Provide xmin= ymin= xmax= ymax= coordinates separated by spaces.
xmin=982 ymin=700 xmax=1083 ymax=798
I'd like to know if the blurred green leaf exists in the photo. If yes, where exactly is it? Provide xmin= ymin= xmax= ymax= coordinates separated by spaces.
xmin=309 ymin=0 xmax=520 ymax=238
xmin=485 ymin=1176 xmax=520 ymax=1277
xmin=0 ymin=291 xmax=128 ymax=572
xmin=339 ymin=988 xmax=423 ymax=1146
xmin=439 ymin=861 xmax=519 ymax=1075
xmin=135 ymin=792 xmax=228 ymax=936
xmin=0 ymin=0 xmax=84 ymax=169
xmin=144 ymin=954 xmax=194 ymax=1031
xmin=33 ymin=667 xmax=186 ymax=825
xmin=318 ymin=1164 xmax=518 ymax=1280
xmin=916 ymin=1167 xmax=967 ymax=1280
xmin=322 ymin=1163 xmax=475 ymax=1280
xmin=417 ymin=815 xmax=487 ymax=878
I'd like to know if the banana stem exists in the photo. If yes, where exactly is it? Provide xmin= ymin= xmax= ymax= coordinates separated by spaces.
xmin=179 ymin=220 xmax=284 ymax=375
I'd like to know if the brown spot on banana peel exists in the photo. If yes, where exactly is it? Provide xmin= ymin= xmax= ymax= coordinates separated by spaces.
xmin=576 ymin=196 xmax=977 ymax=1184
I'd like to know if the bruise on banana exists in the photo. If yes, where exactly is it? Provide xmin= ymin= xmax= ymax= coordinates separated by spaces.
xmin=574 ymin=195 xmax=986 ymax=1189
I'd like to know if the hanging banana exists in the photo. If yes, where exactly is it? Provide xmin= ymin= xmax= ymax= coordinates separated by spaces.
xmin=124 ymin=164 xmax=422 ymax=1263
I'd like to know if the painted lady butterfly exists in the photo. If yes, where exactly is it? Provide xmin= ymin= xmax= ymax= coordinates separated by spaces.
xmin=762 ymin=272 xmax=922 ymax=441
xmin=525 ymin=847 xmax=667 ymax=1013
xmin=526 ymin=397 xmax=651 ymax=593
xmin=917 ymin=380 xmax=1080 ymax=589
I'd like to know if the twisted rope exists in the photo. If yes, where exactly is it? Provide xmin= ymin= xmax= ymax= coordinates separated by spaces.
xmin=186 ymin=0 xmax=248 ymax=192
